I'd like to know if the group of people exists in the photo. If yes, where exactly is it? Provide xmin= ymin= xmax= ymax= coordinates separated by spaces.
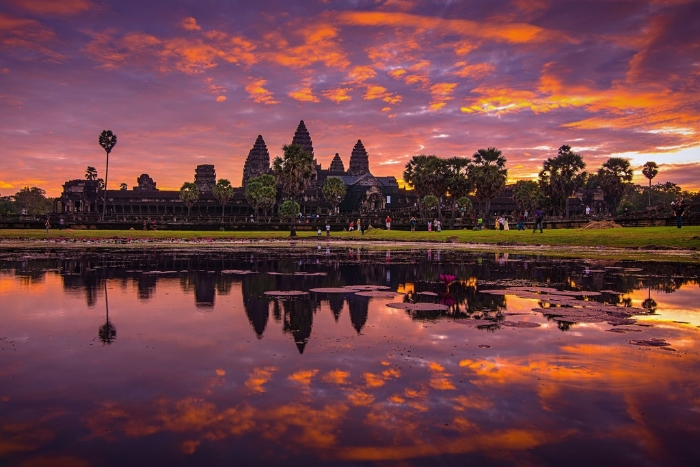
xmin=347 ymin=219 xmax=366 ymax=234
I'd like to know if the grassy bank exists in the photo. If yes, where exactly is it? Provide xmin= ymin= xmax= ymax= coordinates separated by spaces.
xmin=1 ymin=226 xmax=699 ymax=250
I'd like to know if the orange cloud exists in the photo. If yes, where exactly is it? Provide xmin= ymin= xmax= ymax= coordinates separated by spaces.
xmin=288 ymin=78 xmax=320 ymax=102
xmin=429 ymin=82 xmax=457 ymax=111
xmin=346 ymin=65 xmax=377 ymax=83
xmin=244 ymin=366 xmax=277 ymax=393
xmin=322 ymin=369 xmax=351 ymax=385
xmin=322 ymin=88 xmax=352 ymax=103
xmin=364 ymin=85 xmax=402 ymax=105
xmin=9 ymin=0 xmax=93 ymax=15
xmin=0 ymin=12 xmax=63 ymax=61
xmin=245 ymin=78 xmax=279 ymax=105
xmin=182 ymin=17 xmax=201 ymax=31
xmin=288 ymin=369 xmax=319 ymax=385
xmin=338 ymin=11 xmax=566 ymax=45
xmin=453 ymin=62 xmax=495 ymax=79
xmin=265 ymin=24 xmax=350 ymax=70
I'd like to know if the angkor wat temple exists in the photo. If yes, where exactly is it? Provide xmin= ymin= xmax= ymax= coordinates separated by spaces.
xmin=57 ymin=121 xmax=414 ymax=218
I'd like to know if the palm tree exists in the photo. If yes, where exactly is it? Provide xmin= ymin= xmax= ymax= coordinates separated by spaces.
xmin=213 ymin=179 xmax=234 ymax=221
xmin=445 ymin=156 xmax=472 ymax=229
xmin=472 ymin=147 xmax=507 ymax=217
xmin=98 ymin=130 xmax=117 ymax=221
xmin=322 ymin=177 xmax=347 ymax=213
xmin=119 ymin=183 xmax=128 ymax=191
xmin=538 ymin=145 xmax=586 ymax=218
xmin=273 ymin=144 xmax=314 ymax=236
xmin=85 ymin=166 xmax=98 ymax=181
xmin=642 ymin=161 xmax=659 ymax=208
xmin=179 ymin=182 xmax=200 ymax=217
xmin=598 ymin=157 xmax=633 ymax=214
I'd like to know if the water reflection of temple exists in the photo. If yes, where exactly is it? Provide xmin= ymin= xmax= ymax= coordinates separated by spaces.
xmin=2 ymin=250 xmax=698 ymax=349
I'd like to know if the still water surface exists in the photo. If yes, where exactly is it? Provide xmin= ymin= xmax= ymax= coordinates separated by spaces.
xmin=1 ymin=247 xmax=699 ymax=466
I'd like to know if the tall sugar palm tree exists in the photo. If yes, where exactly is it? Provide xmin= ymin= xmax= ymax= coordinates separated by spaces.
xmin=273 ymin=144 xmax=314 ymax=237
xmin=642 ymin=161 xmax=659 ymax=208
xmin=98 ymin=130 xmax=117 ymax=221
xmin=472 ymin=147 xmax=507 ymax=217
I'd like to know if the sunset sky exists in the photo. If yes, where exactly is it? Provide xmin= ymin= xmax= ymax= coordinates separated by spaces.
xmin=1 ymin=0 xmax=699 ymax=197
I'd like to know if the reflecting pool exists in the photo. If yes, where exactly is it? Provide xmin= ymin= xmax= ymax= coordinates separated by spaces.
xmin=1 ymin=247 xmax=699 ymax=466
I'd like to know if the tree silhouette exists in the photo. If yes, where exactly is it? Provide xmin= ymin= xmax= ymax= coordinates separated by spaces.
xmin=273 ymin=144 xmax=314 ymax=236
xmin=642 ymin=161 xmax=659 ymax=208
xmin=598 ymin=157 xmax=633 ymax=214
xmin=119 ymin=183 xmax=128 ymax=191
xmin=98 ymin=130 xmax=117 ymax=221
xmin=472 ymin=147 xmax=507 ymax=217
xmin=213 ymin=178 xmax=234 ymax=221
xmin=322 ymin=177 xmax=347 ymax=213
xmin=98 ymin=281 xmax=116 ymax=345
xmin=538 ymin=145 xmax=585 ymax=218
xmin=179 ymin=182 xmax=200 ymax=217
xmin=445 ymin=156 xmax=473 ymax=229
xmin=245 ymin=174 xmax=276 ymax=220
xmin=85 ymin=166 xmax=98 ymax=181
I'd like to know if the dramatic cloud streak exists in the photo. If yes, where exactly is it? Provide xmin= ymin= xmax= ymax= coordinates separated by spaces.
xmin=0 ymin=0 xmax=699 ymax=196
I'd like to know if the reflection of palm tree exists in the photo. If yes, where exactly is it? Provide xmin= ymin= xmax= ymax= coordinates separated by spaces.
xmin=99 ymin=281 xmax=116 ymax=345
xmin=642 ymin=285 xmax=657 ymax=313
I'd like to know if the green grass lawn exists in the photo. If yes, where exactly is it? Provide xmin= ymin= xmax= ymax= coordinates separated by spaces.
xmin=1 ymin=226 xmax=699 ymax=250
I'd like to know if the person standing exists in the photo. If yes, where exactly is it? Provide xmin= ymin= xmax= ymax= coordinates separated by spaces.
xmin=533 ymin=208 xmax=544 ymax=233
xmin=326 ymin=222 xmax=331 ymax=237
xmin=385 ymin=215 xmax=392 ymax=230
xmin=349 ymin=220 xmax=354 ymax=231
xmin=585 ymin=205 xmax=591 ymax=216
xmin=477 ymin=217 xmax=483 ymax=230
xmin=674 ymin=199 xmax=685 ymax=228
xmin=427 ymin=219 xmax=432 ymax=232
xmin=433 ymin=219 xmax=438 ymax=232
xmin=437 ymin=219 xmax=441 ymax=232
xmin=410 ymin=216 xmax=416 ymax=232
xmin=58 ymin=217 xmax=64 ymax=231
xmin=44 ymin=217 xmax=50 ymax=233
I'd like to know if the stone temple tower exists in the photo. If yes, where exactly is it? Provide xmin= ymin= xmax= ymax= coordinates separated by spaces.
xmin=291 ymin=120 xmax=314 ymax=158
xmin=329 ymin=153 xmax=345 ymax=173
xmin=242 ymin=135 xmax=270 ymax=187
xmin=194 ymin=164 xmax=216 ymax=193
xmin=348 ymin=140 xmax=370 ymax=176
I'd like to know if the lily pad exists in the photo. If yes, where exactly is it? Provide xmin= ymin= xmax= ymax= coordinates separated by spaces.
xmin=500 ymin=321 xmax=541 ymax=328
xmin=355 ymin=291 xmax=400 ymax=298
xmin=386 ymin=302 xmax=448 ymax=311
xmin=221 ymin=269 xmax=258 ymax=275
xmin=344 ymin=285 xmax=391 ymax=291
xmin=263 ymin=290 xmax=309 ymax=297
xmin=628 ymin=338 xmax=671 ymax=347
xmin=309 ymin=287 xmax=356 ymax=293
xmin=417 ymin=291 xmax=439 ymax=296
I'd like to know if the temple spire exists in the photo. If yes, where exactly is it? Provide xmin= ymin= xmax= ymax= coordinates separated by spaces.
xmin=329 ymin=153 xmax=345 ymax=173
xmin=348 ymin=140 xmax=370 ymax=176
xmin=291 ymin=120 xmax=314 ymax=158
xmin=242 ymin=135 xmax=270 ymax=187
